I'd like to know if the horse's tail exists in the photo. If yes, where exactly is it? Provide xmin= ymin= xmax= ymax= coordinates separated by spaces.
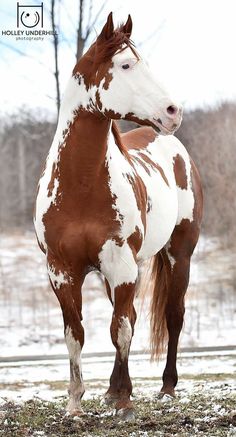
xmin=149 ymin=252 xmax=169 ymax=361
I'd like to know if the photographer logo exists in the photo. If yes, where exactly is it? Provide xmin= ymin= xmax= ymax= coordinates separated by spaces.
xmin=1 ymin=2 xmax=57 ymax=41
xmin=17 ymin=2 xmax=43 ymax=28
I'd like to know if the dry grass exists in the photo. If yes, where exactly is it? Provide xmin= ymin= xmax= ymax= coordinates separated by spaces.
xmin=0 ymin=374 xmax=235 ymax=437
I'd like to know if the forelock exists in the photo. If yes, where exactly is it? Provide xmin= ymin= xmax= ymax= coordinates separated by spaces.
xmin=92 ymin=27 xmax=136 ymax=65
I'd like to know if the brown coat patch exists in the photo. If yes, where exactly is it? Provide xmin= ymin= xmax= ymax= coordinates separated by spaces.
xmin=121 ymin=127 xmax=157 ymax=150
xmin=173 ymin=154 xmax=188 ymax=190
xmin=42 ymin=115 xmax=121 ymax=269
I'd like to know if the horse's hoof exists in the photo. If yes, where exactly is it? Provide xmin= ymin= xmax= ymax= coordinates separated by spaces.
xmin=66 ymin=405 xmax=85 ymax=417
xmin=104 ymin=393 xmax=118 ymax=407
xmin=157 ymin=391 xmax=175 ymax=403
xmin=116 ymin=408 xmax=135 ymax=422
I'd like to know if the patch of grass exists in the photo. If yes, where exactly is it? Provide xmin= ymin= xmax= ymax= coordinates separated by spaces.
xmin=180 ymin=372 xmax=235 ymax=381
xmin=0 ymin=383 xmax=236 ymax=437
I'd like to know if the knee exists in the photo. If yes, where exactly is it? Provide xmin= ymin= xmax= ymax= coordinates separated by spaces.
xmin=65 ymin=325 xmax=84 ymax=354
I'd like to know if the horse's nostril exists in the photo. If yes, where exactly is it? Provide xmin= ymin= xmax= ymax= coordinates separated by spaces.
xmin=167 ymin=105 xmax=178 ymax=116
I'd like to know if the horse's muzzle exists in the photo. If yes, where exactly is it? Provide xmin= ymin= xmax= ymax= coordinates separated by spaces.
xmin=152 ymin=106 xmax=183 ymax=135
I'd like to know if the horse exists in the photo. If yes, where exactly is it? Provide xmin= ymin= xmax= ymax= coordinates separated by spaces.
xmin=34 ymin=12 xmax=203 ymax=421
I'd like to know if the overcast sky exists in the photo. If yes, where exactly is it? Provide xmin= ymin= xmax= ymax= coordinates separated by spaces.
xmin=0 ymin=0 xmax=236 ymax=116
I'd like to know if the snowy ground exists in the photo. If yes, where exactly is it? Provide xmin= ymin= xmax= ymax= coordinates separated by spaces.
xmin=0 ymin=350 xmax=235 ymax=436
xmin=0 ymin=232 xmax=235 ymax=435
xmin=0 ymin=232 xmax=235 ymax=358
xmin=0 ymin=349 xmax=235 ymax=402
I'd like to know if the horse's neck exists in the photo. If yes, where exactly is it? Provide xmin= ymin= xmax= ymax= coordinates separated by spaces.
xmin=55 ymin=110 xmax=111 ymax=185
xmin=52 ymin=75 xmax=109 ymax=172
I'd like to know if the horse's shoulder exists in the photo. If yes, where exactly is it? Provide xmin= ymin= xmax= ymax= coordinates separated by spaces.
xmin=120 ymin=127 xmax=157 ymax=150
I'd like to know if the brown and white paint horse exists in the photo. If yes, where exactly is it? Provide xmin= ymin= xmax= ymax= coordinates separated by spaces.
xmin=34 ymin=13 xmax=203 ymax=421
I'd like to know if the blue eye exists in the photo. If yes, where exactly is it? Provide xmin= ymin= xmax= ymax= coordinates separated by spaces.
xmin=122 ymin=64 xmax=130 ymax=69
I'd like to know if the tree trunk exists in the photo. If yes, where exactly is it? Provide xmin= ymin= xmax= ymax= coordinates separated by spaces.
xmin=51 ymin=0 xmax=61 ymax=117
xmin=76 ymin=0 xmax=85 ymax=61
xmin=18 ymin=134 xmax=26 ymax=227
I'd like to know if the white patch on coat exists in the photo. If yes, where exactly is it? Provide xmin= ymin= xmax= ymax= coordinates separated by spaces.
xmin=176 ymin=184 xmax=194 ymax=225
xmin=148 ymin=135 xmax=194 ymax=226
xmin=65 ymin=326 xmax=82 ymax=368
xmin=129 ymin=143 xmax=178 ymax=261
xmin=65 ymin=326 xmax=84 ymax=412
xmin=99 ymin=239 xmax=138 ymax=302
xmin=165 ymin=240 xmax=176 ymax=270
xmin=47 ymin=264 xmax=71 ymax=289
xmin=98 ymin=46 xmax=178 ymax=125
xmin=129 ymin=134 xmax=195 ymax=261
xmin=106 ymin=132 xmax=144 ymax=240
xmin=34 ymin=75 xmax=95 ymax=251
xmin=117 ymin=316 xmax=132 ymax=360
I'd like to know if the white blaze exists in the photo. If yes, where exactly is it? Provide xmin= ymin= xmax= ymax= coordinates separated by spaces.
xmin=98 ymin=46 xmax=174 ymax=123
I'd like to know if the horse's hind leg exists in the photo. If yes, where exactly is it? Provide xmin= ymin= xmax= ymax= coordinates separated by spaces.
xmin=159 ymin=218 xmax=200 ymax=399
xmin=155 ymin=157 xmax=203 ymax=399
xmin=47 ymin=254 xmax=85 ymax=415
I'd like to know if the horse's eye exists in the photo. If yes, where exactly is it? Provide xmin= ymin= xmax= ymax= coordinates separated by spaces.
xmin=122 ymin=64 xmax=130 ymax=70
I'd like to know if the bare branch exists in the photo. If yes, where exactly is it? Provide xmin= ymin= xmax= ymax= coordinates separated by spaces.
xmin=78 ymin=0 xmax=84 ymax=39
xmin=0 ymin=41 xmax=53 ymax=73
xmin=85 ymin=0 xmax=107 ymax=41
xmin=76 ymin=0 xmax=85 ymax=60
xmin=137 ymin=19 xmax=166 ymax=49
xmin=86 ymin=0 xmax=93 ymax=32
xmin=60 ymin=0 xmax=77 ymax=33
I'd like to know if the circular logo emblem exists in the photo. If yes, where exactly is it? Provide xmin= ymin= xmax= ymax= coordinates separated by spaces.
xmin=20 ymin=10 xmax=40 ymax=28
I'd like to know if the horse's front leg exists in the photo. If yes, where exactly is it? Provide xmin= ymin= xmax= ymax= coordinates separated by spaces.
xmin=105 ymin=280 xmax=137 ymax=421
xmin=47 ymin=255 xmax=85 ymax=416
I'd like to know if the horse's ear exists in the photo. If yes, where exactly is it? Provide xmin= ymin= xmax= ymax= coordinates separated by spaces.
xmin=98 ymin=12 xmax=114 ymax=41
xmin=122 ymin=14 xmax=132 ymax=38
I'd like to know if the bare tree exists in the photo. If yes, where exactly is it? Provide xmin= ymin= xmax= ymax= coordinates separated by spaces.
xmin=76 ymin=0 xmax=107 ymax=61
xmin=50 ymin=0 xmax=107 ymax=114
xmin=51 ymin=0 xmax=61 ymax=117
xmin=177 ymin=102 xmax=236 ymax=244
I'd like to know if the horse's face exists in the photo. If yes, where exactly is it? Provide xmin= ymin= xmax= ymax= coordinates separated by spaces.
xmin=98 ymin=45 xmax=182 ymax=135
xmin=75 ymin=13 xmax=182 ymax=135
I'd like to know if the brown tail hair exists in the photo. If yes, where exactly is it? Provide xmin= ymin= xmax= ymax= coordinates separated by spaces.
xmin=149 ymin=251 xmax=169 ymax=361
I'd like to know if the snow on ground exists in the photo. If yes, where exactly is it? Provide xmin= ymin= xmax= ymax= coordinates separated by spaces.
xmin=0 ymin=232 xmax=235 ymax=358
xmin=0 ymin=349 xmax=235 ymax=403
xmin=0 ymin=233 xmax=235 ymax=435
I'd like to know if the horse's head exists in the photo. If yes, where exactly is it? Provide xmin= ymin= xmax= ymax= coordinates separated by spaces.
xmin=73 ymin=13 xmax=182 ymax=135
